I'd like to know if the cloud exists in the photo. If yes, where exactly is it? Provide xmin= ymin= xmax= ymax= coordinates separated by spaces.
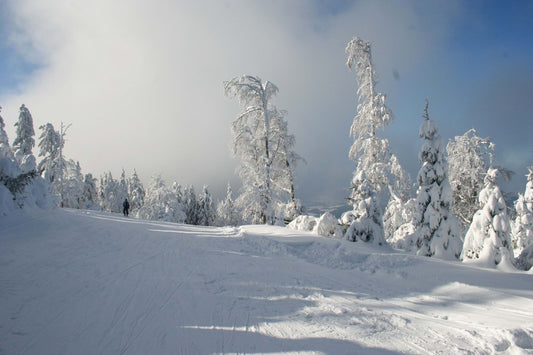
xmin=1 ymin=0 xmax=466 ymax=205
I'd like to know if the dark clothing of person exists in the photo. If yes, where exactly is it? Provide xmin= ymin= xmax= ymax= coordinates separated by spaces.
xmin=123 ymin=199 xmax=130 ymax=216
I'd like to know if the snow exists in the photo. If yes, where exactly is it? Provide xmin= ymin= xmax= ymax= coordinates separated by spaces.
xmin=1 ymin=208 xmax=533 ymax=354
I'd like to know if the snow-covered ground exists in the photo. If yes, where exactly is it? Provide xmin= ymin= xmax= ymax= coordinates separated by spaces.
xmin=1 ymin=209 xmax=532 ymax=354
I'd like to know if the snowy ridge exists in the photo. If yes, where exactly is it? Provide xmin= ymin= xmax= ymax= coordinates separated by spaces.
xmin=1 ymin=209 xmax=533 ymax=354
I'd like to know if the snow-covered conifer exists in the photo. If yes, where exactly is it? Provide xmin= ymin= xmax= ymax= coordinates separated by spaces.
xmin=0 ymin=107 xmax=18 ymax=213
xmin=61 ymin=161 xmax=84 ymax=208
xmin=167 ymin=181 xmax=186 ymax=223
xmin=406 ymin=100 xmax=462 ymax=259
xmin=0 ymin=106 xmax=14 ymax=160
xmin=138 ymin=175 xmax=171 ymax=221
xmin=461 ymin=168 xmax=514 ymax=267
xmin=225 ymin=75 xmax=302 ymax=224
xmin=81 ymin=173 xmax=99 ymax=209
xmin=344 ymin=170 xmax=386 ymax=245
xmin=183 ymin=185 xmax=199 ymax=225
xmin=99 ymin=172 xmax=123 ymax=213
xmin=119 ymin=169 xmax=129 ymax=201
xmin=344 ymin=37 xmax=409 ymax=243
xmin=13 ymin=104 xmax=37 ymax=173
xmin=511 ymin=167 xmax=533 ymax=256
xmin=128 ymin=169 xmax=145 ymax=212
xmin=197 ymin=185 xmax=216 ymax=226
xmin=0 ymin=106 xmax=19 ymax=179
xmin=37 ymin=123 xmax=64 ymax=183
xmin=216 ymin=183 xmax=241 ymax=226
xmin=345 ymin=37 xmax=407 ymax=198
xmin=447 ymin=129 xmax=494 ymax=233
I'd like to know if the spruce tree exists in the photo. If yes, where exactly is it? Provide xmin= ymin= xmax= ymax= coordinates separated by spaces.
xmin=13 ymin=104 xmax=36 ymax=173
xmin=408 ymin=100 xmax=462 ymax=259
xmin=511 ymin=167 xmax=533 ymax=256
xmin=197 ymin=185 xmax=216 ymax=226
xmin=128 ymin=169 xmax=145 ymax=212
xmin=216 ymin=183 xmax=241 ymax=226
xmin=462 ymin=168 xmax=513 ymax=267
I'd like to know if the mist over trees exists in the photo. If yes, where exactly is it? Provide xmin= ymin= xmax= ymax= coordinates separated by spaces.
xmin=1 ymin=35 xmax=532 ymax=271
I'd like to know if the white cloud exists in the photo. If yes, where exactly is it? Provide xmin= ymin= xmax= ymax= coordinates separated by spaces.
xmin=1 ymin=0 xmax=464 ymax=204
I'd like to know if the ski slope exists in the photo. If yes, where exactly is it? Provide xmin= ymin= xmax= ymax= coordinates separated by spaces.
xmin=1 ymin=209 xmax=533 ymax=354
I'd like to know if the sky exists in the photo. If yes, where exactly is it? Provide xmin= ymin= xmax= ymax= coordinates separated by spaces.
xmin=1 ymin=0 xmax=532 ymax=210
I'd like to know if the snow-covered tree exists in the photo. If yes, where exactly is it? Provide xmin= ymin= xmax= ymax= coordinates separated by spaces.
xmin=447 ymin=129 xmax=494 ymax=233
xmin=37 ymin=122 xmax=85 ymax=208
xmin=37 ymin=123 xmax=62 ymax=182
xmin=128 ymin=169 xmax=145 ymax=212
xmin=118 ymin=169 xmax=129 ymax=200
xmin=345 ymin=37 xmax=405 ymax=196
xmin=225 ymin=75 xmax=302 ymax=224
xmin=138 ymin=175 xmax=170 ymax=221
xmin=343 ymin=37 xmax=409 ymax=243
xmin=183 ymin=185 xmax=199 ymax=225
xmin=168 ymin=182 xmax=186 ymax=223
xmin=197 ymin=185 xmax=216 ymax=226
xmin=461 ymin=168 xmax=514 ymax=267
xmin=13 ymin=104 xmax=37 ymax=173
xmin=60 ymin=161 xmax=84 ymax=208
xmin=344 ymin=170 xmax=386 ymax=245
xmin=99 ymin=172 xmax=123 ymax=213
xmin=0 ymin=107 xmax=18 ymax=214
xmin=404 ymin=100 xmax=462 ymax=259
xmin=273 ymin=118 xmax=304 ymax=223
xmin=511 ymin=167 xmax=533 ymax=256
xmin=81 ymin=173 xmax=99 ymax=209
xmin=7 ymin=105 xmax=55 ymax=209
xmin=515 ymin=243 xmax=533 ymax=271
xmin=0 ymin=106 xmax=14 ymax=160
xmin=216 ymin=183 xmax=241 ymax=226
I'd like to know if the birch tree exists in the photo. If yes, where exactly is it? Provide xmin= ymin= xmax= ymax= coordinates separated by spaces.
xmin=225 ymin=75 xmax=302 ymax=224
xmin=447 ymin=129 xmax=494 ymax=233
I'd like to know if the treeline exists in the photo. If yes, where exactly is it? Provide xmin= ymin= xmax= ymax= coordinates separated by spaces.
xmin=0 ymin=105 xmax=245 ymax=226
xmin=2 ymin=35 xmax=532 ymax=271
xmin=289 ymin=37 xmax=533 ymax=271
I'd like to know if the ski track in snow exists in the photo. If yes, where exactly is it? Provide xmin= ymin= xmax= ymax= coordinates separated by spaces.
xmin=1 ymin=208 xmax=532 ymax=354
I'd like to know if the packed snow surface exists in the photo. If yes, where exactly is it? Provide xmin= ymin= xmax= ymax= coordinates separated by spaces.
xmin=1 ymin=209 xmax=533 ymax=354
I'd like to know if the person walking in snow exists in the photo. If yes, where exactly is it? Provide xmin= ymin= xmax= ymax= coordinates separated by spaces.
xmin=123 ymin=198 xmax=130 ymax=217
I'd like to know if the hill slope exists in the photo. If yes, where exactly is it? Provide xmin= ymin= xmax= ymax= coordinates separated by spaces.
xmin=1 ymin=209 xmax=532 ymax=354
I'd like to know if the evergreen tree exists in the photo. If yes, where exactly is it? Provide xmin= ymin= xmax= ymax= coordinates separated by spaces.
xmin=183 ymin=185 xmax=199 ymax=225
xmin=447 ymin=129 xmax=494 ymax=233
xmin=61 ymin=161 xmax=84 ymax=208
xmin=216 ymin=183 xmax=241 ymax=226
xmin=37 ymin=123 xmax=64 ymax=183
xmin=344 ymin=37 xmax=409 ymax=243
xmin=138 ymin=175 xmax=172 ymax=221
xmin=13 ymin=104 xmax=37 ymax=173
xmin=461 ymin=168 xmax=514 ymax=267
xmin=0 ymin=106 xmax=19 ymax=213
xmin=344 ymin=171 xmax=386 ymax=245
xmin=99 ymin=172 xmax=123 ymax=213
xmin=168 ymin=181 xmax=186 ymax=223
xmin=0 ymin=106 xmax=14 ymax=159
xmin=511 ymin=167 xmax=533 ymax=256
xmin=345 ymin=37 xmax=407 ymax=198
xmin=197 ymin=185 xmax=216 ymax=226
xmin=128 ymin=169 xmax=145 ymax=212
xmin=406 ymin=100 xmax=462 ymax=259
xmin=82 ymin=173 xmax=99 ymax=209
